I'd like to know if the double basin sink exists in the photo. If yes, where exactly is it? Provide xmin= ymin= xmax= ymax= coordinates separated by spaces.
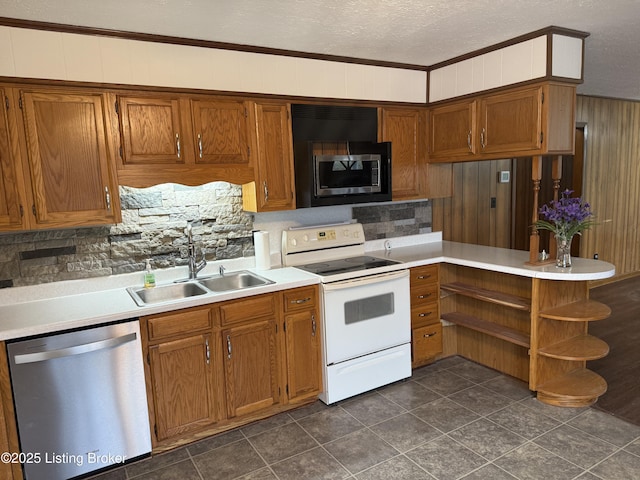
xmin=127 ymin=270 xmax=274 ymax=307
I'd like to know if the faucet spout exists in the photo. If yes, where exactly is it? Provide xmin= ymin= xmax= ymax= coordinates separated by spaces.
xmin=185 ymin=223 xmax=207 ymax=280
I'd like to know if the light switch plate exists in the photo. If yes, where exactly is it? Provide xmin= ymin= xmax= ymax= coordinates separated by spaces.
xmin=498 ymin=171 xmax=510 ymax=183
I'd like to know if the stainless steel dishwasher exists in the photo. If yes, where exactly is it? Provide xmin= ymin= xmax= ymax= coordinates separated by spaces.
xmin=7 ymin=320 xmax=151 ymax=480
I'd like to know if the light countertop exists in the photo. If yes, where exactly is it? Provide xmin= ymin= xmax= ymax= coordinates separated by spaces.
xmin=0 ymin=235 xmax=615 ymax=341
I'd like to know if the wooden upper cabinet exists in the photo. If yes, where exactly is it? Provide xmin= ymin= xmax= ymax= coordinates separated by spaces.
xmin=242 ymin=101 xmax=295 ymax=212
xmin=429 ymin=100 xmax=477 ymax=160
xmin=114 ymin=93 xmax=254 ymax=187
xmin=118 ymin=95 xmax=187 ymax=165
xmin=428 ymin=82 xmax=576 ymax=163
xmin=191 ymin=99 xmax=250 ymax=165
xmin=380 ymin=107 xmax=426 ymax=200
xmin=19 ymin=89 xmax=121 ymax=227
xmin=479 ymin=86 xmax=542 ymax=155
xmin=0 ymin=88 xmax=27 ymax=230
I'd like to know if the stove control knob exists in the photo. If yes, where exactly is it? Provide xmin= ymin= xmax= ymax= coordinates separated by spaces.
xmin=303 ymin=234 xmax=309 ymax=242
xmin=353 ymin=231 xmax=360 ymax=238
xmin=290 ymin=238 xmax=297 ymax=246
xmin=343 ymin=229 xmax=349 ymax=237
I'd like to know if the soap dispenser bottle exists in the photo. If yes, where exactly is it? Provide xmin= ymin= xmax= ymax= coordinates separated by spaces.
xmin=144 ymin=259 xmax=156 ymax=288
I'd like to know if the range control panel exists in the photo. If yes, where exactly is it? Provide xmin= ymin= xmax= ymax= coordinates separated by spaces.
xmin=282 ymin=223 xmax=365 ymax=255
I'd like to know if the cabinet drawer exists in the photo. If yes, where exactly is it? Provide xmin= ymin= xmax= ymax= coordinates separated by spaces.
xmin=410 ymin=264 xmax=439 ymax=288
xmin=411 ymin=302 xmax=440 ymax=327
xmin=410 ymin=282 xmax=439 ymax=306
xmin=220 ymin=293 xmax=277 ymax=326
xmin=283 ymin=286 xmax=317 ymax=312
xmin=412 ymin=323 xmax=443 ymax=363
xmin=147 ymin=308 xmax=213 ymax=342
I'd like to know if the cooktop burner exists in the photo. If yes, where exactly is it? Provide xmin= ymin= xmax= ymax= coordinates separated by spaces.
xmin=296 ymin=255 xmax=401 ymax=276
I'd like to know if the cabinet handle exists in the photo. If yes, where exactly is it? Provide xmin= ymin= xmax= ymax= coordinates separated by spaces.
xmin=263 ymin=181 xmax=269 ymax=202
xmin=467 ymin=130 xmax=472 ymax=152
xmin=226 ymin=335 xmax=232 ymax=359
xmin=198 ymin=133 xmax=203 ymax=159
xmin=417 ymin=293 xmax=432 ymax=299
xmin=291 ymin=297 xmax=311 ymax=305
xmin=423 ymin=331 xmax=438 ymax=338
xmin=311 ymin=313 xmax=316 ymax=337
xmin=417 ymin=274 xmax=431 ymax=280
xmin=480 ymin=128 xmax=486 ymax=149
xmin=104 ymin=186 xmax=111 ymax=211
xmin=176 ymin=133 xmax=181 ymax=159
xmin=205 ymin=338 xmax=210 ymax=365
xmin=418 ymin=312 xmax=432 ymax=318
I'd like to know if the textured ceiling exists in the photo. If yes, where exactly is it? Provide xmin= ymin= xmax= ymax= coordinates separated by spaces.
xmin=1 ymin=0 xmax=639 ymax=100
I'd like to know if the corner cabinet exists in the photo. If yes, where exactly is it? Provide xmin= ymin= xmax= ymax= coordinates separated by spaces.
xmin=243 ymin=101 xmax=295 ymax=211
xmin=112 ymin=92 xmax=254 ymax=187
xmin=428 ymin=82 xmax=576 ymax=162
xmin=9 ymin=87 xmax=121 ymax=228
xmin=379 ymin=106 xmax=452 ymax=200
xmin=440 ymin=264 xmax=611 ymax=407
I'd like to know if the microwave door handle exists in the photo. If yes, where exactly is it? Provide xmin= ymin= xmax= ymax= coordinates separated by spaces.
xmin=323 ymin=269 xmax=408 ymax=291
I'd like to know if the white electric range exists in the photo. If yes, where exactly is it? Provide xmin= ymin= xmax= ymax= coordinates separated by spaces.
xmin=282 ymin=223 xmax=411 ymax=404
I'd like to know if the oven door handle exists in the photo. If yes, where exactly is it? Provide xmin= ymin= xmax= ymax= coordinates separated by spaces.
xmin=323 ymin=269 xmax=408 ymax=290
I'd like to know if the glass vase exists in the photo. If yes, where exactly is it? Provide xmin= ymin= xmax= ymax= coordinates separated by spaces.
xmin=555 ymin=235 xmax=573 ymax=268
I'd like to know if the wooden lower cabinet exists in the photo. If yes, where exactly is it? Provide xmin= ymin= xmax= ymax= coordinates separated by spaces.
xmin=223 ymin=318 xmax=280 ymax=418
xmin=141 ymin=286 xmax=321 ymax=450
xmin=410 ymin=264 xmax=442 ymax=367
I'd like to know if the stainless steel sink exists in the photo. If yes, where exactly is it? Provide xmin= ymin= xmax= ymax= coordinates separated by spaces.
xmin=127 ymin=281 xmax=208 ymax=306
xmin=198 ymin=270 xmax=274 ymax=292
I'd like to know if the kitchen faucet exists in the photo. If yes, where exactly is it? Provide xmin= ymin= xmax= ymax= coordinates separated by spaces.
xmin=186 ymin=223 xmax=207 ymax=279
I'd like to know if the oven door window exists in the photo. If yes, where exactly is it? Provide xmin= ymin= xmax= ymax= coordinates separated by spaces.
xmin=344 ymin=293 xmax=394 ymax=324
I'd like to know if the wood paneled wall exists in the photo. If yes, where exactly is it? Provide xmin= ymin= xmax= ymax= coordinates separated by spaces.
xmin=576 ymin=96 xmax=640 ymax=278
xmin=432 ymin=95 xmax=640 ymax=280
xmin=432 ymin=159 xmax=512 ymax=248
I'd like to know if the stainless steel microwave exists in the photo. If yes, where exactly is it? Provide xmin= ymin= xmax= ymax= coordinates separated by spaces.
xmin=294 ymin=141 xmax=392 ymax=208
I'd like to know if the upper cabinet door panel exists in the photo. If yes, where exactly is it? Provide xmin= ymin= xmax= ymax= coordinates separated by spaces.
xmin=480 ymin=86 xmax=542 ymax=154
xmin=0 ymin=88 xmax=26 ymax=230
xmin=191 ymin=99 xmax=250 ymax=165
xmin=118 ymin=96 xmax=186 ymax=165
xmin=429 ymin=100 xmax=477 ymax=160
xmin=20 ymin=89 xmax=120 ymax=226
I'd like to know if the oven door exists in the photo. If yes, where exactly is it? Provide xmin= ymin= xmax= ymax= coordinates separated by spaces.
xmin=321 ymin=269 xmax=410 ymax=365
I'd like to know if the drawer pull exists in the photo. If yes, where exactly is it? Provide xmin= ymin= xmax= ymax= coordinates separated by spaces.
xmin=418 ymin=312 xmax=432 ymax=318
xmin=423 ymin=332 xmax=438 ymax=338
xmin=417 ymin=274 xmax=431 ymax=280
xmin=417 ymin=293 xmax=432 ymax=299
xmin=291 ymin=297 xmax=311 ymax=305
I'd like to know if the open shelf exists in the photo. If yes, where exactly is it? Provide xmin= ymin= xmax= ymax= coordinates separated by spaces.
xmin=537 ymin=334 xmax=609 ymax=361
xmin=441 ymin=282 xmax=531 ymax=311
xmin=539 ymin=299 xmax=611 ymax=322
xmin=441 ymin=312 xmax=530 ymax=348
xmin=536 ymin=369 xmax=607 ymax=407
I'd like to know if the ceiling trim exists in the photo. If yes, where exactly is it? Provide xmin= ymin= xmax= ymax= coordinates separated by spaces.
xmin=0 ymin=16 xmax=429 ymax=72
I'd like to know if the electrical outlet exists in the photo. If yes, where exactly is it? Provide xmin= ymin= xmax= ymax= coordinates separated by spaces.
xmin=490 ymin=197 xmax=496 ymax=208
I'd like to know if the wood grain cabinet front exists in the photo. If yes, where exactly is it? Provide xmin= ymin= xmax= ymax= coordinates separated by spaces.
xmin=409 ymin=264 xmax=442 ymax=367
xmin=13 ymin=87 xmax=121 ymax=228
xmin=114 ymin=92 xmax=254 ymax=187
xmin=428 ymin=82 xmax=575 ymax=163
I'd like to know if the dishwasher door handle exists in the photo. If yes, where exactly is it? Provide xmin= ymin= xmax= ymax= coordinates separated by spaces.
xmin=13 ymin=332 xmax=138 ymax=364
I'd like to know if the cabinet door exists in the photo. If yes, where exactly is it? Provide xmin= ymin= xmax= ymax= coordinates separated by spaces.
xmin=244 ymin=102 xmax=295 ymax=211
xmin=149 ymin=333 xmax=218 ymax=441
xmin=479 ymin=86 xmax=542 ymax=155
xmin=190 ymin=99 xmax=250 ymax=165
xmin=0 ymin=89 xmax=26 ymax=230
xmin=429 ymin=100 xmax=477 ymax=160
xmin=380 ymin=107 xmax=426 ymax=200
xmin=284 ymin=309 xmax=321 ymax=402
xmin=118 ymin=95 xmax=186 ymax=165
xmin=223 ymin=319 xmax=279 ymax=418
xmin=20 ymin=89 xmax=120 ymax=227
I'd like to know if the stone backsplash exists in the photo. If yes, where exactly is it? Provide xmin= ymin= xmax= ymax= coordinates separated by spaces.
xmin=0 ymin=181 xmax=431 ymax=288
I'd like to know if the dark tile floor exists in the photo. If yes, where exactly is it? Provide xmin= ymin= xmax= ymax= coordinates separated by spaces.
xmin=91 ymin=357 xmax=640 ymax=480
